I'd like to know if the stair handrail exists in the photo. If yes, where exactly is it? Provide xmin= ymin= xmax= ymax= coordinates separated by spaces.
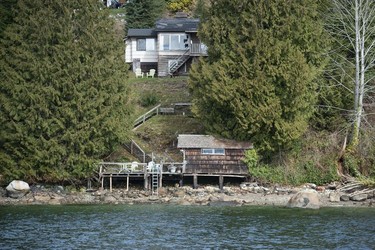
xmin=134 ymin=104 xmax=161 ymax=127
xmin=169 ymin=49 xmax=190 ymax=74
xmin=130 ymin=139 xmax=146 ymax=163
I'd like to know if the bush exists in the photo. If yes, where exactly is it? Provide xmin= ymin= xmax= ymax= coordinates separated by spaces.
xmin=140 ymin=92 xmax=159 ymax=107
xmin=243 ymin=149 xmax=259 ymax=169
xmin=244 ymin=130 xmax=341 ymax=186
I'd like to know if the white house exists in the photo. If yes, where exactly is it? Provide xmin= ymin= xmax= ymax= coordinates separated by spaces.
xmin=125 ymin=13 xmax=207 ymax=77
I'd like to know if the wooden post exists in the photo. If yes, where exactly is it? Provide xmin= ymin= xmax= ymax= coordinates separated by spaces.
xmin=144 ymin=166 xmax=148 ymax=190
xmin=110 ymin=174 xmax=113 ymax=193
xmin=160 ymin=170 xmax=163 ymax=188
xmin=193 ymin=174 xmax=198 ymax=189
xmin=179 ymin=175 xmax=183 ymax=187
xmin=87 ymin=178 xmax=91 ymax=190
xmin=101 ymin=177 xmax=104 ymax=190
xmin=126 ymin=174 xmax=129 ymax=191
xmin=219 ymin=175 xmax=224 ymax=191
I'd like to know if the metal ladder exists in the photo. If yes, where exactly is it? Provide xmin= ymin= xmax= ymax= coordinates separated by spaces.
xmin=151 ymin=164 xmax=160 ymax=196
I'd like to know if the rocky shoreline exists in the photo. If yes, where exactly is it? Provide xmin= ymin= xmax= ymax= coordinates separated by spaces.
xmin=1 ymin=181 xmax=374 ymax=208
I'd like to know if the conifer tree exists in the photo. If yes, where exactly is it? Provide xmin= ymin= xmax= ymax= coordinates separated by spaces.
xmin=124 ymin=0 xmax=166 ymax=33
xmin=0 ymin=0 xmax=17 ymax=38
xmin=189 ymin=0 xmax=329 ymax=154
xmin=0 ymin=0 xmax=133 ymax=183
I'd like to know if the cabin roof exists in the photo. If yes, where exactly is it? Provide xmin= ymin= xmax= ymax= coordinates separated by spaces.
xmin=177 ymin=134 xmax=252 ymax=149
xmin=127 ymin=29 xmax=156 ymax=37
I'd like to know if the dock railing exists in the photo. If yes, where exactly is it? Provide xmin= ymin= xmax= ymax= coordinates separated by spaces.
xmin=98 ymin=161 xmax=186 ymax=176
xmin=99 ymin=162 xmax=148 ymax=175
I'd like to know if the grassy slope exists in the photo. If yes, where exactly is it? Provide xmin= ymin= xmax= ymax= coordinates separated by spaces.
xmin=109 ymin=76 xmax=205 ymax=162
xmin=129 ymin=76 xmax=192 ymax=117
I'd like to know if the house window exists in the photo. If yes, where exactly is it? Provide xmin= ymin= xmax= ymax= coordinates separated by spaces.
xmin=137 ymin=39 xmax=146 ymax=51
xmin=162 ymin=35 xmax=170 ymax=50
xmin=161 ymin=34 xmax=187 ymax=51
xmin=146 ymin=38 xmax=155 ymax=50
xmin=137 ymin=38 xmax=155 ymax=51
xmin=201 ymin=148 xmax=225 ymax=155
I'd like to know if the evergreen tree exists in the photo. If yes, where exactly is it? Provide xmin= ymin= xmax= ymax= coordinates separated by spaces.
xmin=0 ymin=0 xmax=133 ymax=183
xmin=193 ymin=0 xmax=208 ymax=19
xmin=0 ymin=0 xmax=17 ymax=38
xmin=124 ymin=0 xmax=166 ymax=33
xmin=189 ymin=0 xmax=329 ymax=154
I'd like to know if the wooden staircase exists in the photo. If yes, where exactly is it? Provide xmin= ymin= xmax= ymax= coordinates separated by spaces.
xmin=168 ymin=49 xmax=190 ymax=76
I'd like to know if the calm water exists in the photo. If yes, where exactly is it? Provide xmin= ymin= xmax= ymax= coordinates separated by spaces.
xmin=0 ymin=205 xmax=374 ymax=249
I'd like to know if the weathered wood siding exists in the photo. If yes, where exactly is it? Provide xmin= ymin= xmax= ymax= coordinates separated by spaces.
xmin=158 ymin=55 xmax=190 ymax=77
xmin=184 ymin=149 xmax=249 ymax=175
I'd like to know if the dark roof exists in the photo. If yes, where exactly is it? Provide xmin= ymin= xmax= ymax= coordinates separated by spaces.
xmin=177 ymin=134 xmax=252 ymax=149
xmin=127 ymin=29 xmax=156 ymax=37
xmin=155 ymin=18 xmax=199 ymax=32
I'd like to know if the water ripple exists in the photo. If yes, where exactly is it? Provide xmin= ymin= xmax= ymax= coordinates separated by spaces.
xmin=0 ymin=205 xmax=374 ymax=249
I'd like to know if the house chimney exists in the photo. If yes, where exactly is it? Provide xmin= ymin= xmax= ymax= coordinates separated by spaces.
xmin=175 ymin=12 xmax=188 ymax=18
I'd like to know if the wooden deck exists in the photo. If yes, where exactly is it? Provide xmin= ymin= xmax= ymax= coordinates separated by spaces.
xmin=98 ymin=161 xmax=248 ymax=192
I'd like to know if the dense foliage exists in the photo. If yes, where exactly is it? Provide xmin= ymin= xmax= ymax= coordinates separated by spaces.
xmin=244 ymin=131 xmax=340 ymax=186
xmin=124 ymin=0 xmax=166 ymax=33
xmin=166 ymin=0 xmax=194 ymax=13
xmin=0 ymin=0 xmax=17 ymax=38
xmin=189 ymin=0 xmax=329 ymax=154
xmin=0 ymin=0 xmax=133 ymax=184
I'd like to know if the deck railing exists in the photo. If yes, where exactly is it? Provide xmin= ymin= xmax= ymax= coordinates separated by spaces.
xmin=190 ymin=43 xmax=208 ymax=55
xmin=99 ymin=162 xmax=148 ymax=175
xmin=98 ymin=161 xmax=186 ymax=175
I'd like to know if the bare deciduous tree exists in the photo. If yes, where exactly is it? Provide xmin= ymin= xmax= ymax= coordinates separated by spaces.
xmin=326 ymin=0 xmax=375 ymax=148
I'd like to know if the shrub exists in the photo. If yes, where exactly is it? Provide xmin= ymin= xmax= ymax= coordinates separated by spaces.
xmin=140 ymin=92 xmax=159 ymax=107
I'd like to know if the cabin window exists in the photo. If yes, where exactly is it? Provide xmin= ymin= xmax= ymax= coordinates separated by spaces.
xmin=161 ymin=34 xmax=187 ymax=51
xmin=201 ymin=148 xmax=225 ymax=155
xmin=136 ymin=38 xmax=155 ymax=51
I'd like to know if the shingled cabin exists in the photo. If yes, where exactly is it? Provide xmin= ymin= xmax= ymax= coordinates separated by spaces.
xmin=177 ymin=134 xmax=252 ymax=188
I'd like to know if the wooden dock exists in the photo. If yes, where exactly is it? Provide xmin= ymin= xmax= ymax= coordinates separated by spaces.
xmin=98 ymin=161 xmax=248 ymax=193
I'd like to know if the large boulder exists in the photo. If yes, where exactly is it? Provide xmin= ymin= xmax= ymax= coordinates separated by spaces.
xmin=6 ymin=180 xmax=30 ymax=199
xmin=287 ymin=189 xmax=320 ymax=209
xmin=329 ymin=191 xmax=341 ymax=202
